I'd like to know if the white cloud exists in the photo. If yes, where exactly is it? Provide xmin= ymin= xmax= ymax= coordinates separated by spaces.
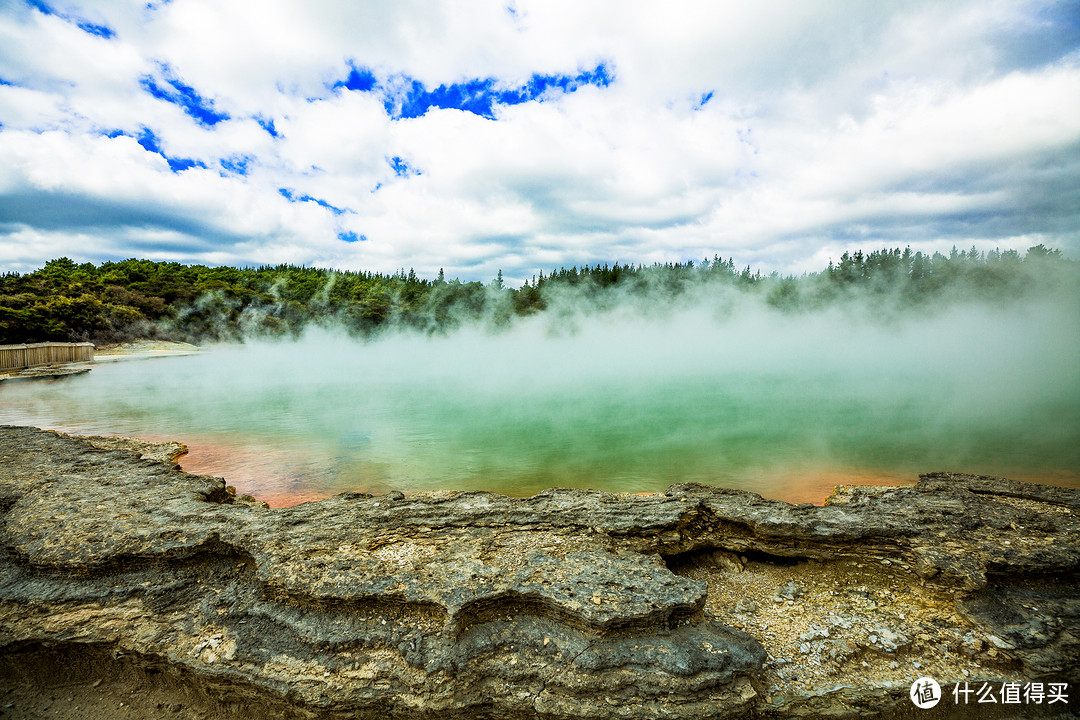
xmin=1 ymin=0 xmax=1078 ymax=278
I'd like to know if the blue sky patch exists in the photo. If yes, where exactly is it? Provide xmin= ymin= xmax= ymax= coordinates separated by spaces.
xmin=332 ymin=62 xmax=614 ymax=120
xmin=141 ymin=63 xmax=229 ymax=126
xmin=26 ymin=0 xmax=116 ymax=39
xmin=391 ymin=63 xmax=613 ymax=119
xmin=519 ymin=63 xmax=613 ymax=98
xmin=278 ymin=188 xmax=347 ymax=215
xmin=77 ymin=20 xmax=115 ymax=38
xmin=164 ymin=156 xmax=204 ymax=172
xmin=393 ymin=77 xmax=498 ymax=118
xmin=334 ymin=64 xmax=377 ymax=92
xmin=255 ymin=115 xmax=279 ymax=138
xmin=388 ymin=156 xmax=420 ymax=177
xmin=133 ymin=127 xmax=205 ymax=172
xmin=135 ymin=127 xmax=162 ymax=153
xmin=337 ymin=231 xmax=364 ymax=243
xmin=220 ymin=154 xmax=252 ymax=176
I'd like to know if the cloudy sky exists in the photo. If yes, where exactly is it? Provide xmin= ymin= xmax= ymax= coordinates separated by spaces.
xmin=1 ymin=0 xmax=1078 ymax=283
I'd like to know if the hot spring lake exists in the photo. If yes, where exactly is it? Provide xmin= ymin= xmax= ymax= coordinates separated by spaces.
xmin=2 ymin=303 xmax=1078 ymax=506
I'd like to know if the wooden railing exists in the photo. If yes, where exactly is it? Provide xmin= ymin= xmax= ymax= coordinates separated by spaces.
xmin=0 ymin=342 xmax=94 ymax=371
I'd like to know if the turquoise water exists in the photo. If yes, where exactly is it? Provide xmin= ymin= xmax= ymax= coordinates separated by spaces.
xmin=2 ymin=302 xmax=1078 ymax=505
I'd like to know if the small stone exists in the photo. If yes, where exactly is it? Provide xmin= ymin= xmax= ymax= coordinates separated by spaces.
xmin=777 ymin=582 xmax=806 ymax=600
xmin=711 ymin=550 xmax=744 ymax=573
xmin=735 ymin=599 xmax=757 ymax=615
xmin=960 ymin=636 xmax=983 ymax=657
xmin=831 ymin=615 xmax=853 ymax=630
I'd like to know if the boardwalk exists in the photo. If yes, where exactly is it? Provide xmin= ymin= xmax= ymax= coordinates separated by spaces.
xmin=0 ymin=342 xmax=94 ymax=371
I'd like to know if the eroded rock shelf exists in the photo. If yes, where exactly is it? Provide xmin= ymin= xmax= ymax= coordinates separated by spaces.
xmin=0 ymin=426 xmax=1076 ymax=719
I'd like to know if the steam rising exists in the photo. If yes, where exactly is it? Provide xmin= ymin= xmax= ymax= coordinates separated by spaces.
xmin=2 ymin=287 xmax=1078 ymax=504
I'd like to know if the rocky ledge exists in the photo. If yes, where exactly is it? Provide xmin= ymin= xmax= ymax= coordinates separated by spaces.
xmin=0 ymin=425 xmax=1076 ymax=719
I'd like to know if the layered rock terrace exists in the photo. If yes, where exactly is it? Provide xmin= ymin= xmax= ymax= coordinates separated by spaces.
xmin=0 ymin=426 xmax=1076 ymax=718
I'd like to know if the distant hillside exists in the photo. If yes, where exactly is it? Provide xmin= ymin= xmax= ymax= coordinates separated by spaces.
xmin=1 ymin=245 xmax=1074 ymax=345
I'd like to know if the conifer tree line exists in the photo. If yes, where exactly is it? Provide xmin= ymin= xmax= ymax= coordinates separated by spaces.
xmin=0 ymin=244 xmax=1072 ymax=345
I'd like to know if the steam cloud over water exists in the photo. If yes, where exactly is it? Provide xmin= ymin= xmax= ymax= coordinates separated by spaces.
xmin=2 ymin=292 xmax=1078 ymax=505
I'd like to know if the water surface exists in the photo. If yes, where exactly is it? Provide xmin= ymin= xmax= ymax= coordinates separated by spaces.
xmin=2 ymin=301 xmax=1077 ymax=506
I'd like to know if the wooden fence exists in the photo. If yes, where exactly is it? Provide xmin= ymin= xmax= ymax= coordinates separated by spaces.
xmin=0 ymin=342 xmax=94 ymax=371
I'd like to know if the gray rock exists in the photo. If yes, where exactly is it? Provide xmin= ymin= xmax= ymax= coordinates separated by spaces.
xmin=870 ymin=627 xmax=910 ymax=653
xmin=777 ymin=582 xmax=807 ymax=600
xmin=1 ymin=426 xmax=1078 ymax=719
xmin=734 ymin=598 xmax=757 ymax=615
xmin=798 ymin=626 xmax=829 ymax=642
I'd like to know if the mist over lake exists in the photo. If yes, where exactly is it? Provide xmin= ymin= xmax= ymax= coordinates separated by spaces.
xmin=3 ymin=293 xmax=1077 ymax=506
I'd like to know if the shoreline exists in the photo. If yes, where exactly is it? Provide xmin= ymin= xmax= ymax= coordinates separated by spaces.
xmin=0 ymin=339 xmax=200 ymax=382
xmin=93 ymin=339 xmax=202 ymax=361
xmin=18 ymin=421 xmax=1080 ymax=509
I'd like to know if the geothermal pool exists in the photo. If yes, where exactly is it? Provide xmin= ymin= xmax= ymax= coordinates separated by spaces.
xmin=2 ymin=302 xmax=1078 ymax=506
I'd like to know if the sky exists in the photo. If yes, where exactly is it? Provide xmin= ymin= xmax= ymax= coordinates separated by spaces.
xmin=1 ymin=0 xmax=1079 ymax=284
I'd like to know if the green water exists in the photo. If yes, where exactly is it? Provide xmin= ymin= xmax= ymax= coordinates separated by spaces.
xmin=2 ymin=303 xmax=1078 ymax=504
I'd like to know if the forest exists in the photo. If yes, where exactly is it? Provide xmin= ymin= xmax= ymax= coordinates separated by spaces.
xmin=0 ymin=244 xmax=1074 ymax=345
